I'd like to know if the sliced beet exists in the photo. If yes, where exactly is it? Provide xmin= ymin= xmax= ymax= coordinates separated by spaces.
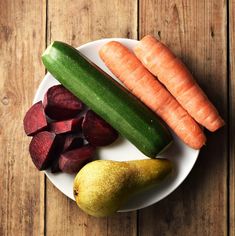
xmin=23 ymin=101 xmax=47 ymax=136
xmin=50 ymin=136 xmax=84 ymax=173
xmin=63 ymin=136 xmax=84 ymax=152
xmin=82 ymin=110 xmax=118 ymax=146
xmin=29 ymin=131 xmax=65 ymax=170
xmin=43 ymin=85 xmax=83 ymax=120
xmin=49 ymin=117 xmax=83 ymax=134
xmin=51 ymin=160 xmax=61 ymax=173
xmin=59 ymin=144 xmax=95 ymax=174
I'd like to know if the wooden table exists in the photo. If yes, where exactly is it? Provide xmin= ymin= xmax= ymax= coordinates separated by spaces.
xmin=0 ymin=0 xmax=234 ymax=235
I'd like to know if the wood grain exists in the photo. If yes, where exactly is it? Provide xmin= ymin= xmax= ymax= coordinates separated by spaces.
xmin=47 ymin=0 xmax=137 ymax=45
xmin=229 ymin=0 xmax=235 ymax=235
xmin=45 ymin=1 xmax=137 ymax=235
xmin=0 ymin=0 xmax=46 ymax=235
xmin=138 ymin=1 xmax=228 ymax=235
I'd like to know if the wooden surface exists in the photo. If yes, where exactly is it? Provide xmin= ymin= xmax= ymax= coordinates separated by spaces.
xmin=46 ymin=1 xmax=137 ymax=235
xmin=0 ymin=0 xmax=233 ymax=235
xmin=229 ymin=0 xmax=235 ymax=235
xmin=0 ymin=1 xmax=46 ymax=235
xmin=139 ymin=1 xmax=228 ymax=235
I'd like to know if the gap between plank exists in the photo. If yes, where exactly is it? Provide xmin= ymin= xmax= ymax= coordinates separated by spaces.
xmin=226 ymin=0 xmax=230 ymax=235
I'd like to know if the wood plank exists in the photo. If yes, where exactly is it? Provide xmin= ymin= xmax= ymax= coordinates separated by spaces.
xmin=229 ymin=0 xmax=235 ymax=235
xmin=138 ymin=1 xmax=228 ymax=235
xmin=45 ymin=1 xmax=137 ymax=235
xmin=0 ymin=1 xmax=46 ymax=235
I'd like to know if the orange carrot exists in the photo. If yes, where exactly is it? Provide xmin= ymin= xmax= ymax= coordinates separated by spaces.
xmin=99 ymin=41 xmax=206 ymax=149
xmin=134 ymin=35 xmax=224 ymax=132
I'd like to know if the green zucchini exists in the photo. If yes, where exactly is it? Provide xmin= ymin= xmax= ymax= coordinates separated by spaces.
xmin=42 ymin=41 xmax=172 ymax=157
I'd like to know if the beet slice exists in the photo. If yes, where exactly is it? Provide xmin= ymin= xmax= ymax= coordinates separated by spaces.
xmin=51 ymin=160 xmax=61 ymax=173
xmin=82 ymin=110 xmax=118 ymax=146
xmin=43 ymin=85 xmax=83 ymax=120
xmin=29 ymin=131 xmax=64 ymax=170
xmin=63 ymin=136 xmax=84 ymax=152
xmin=59 ymin=144 xmax=95 ymax=174
xmin=49 ymin=117 xmax=83 ymax=134
xmin=23 ymin=101 xmax=47 ymax=136
xmin=50 ymin=136 xmax=84 ymax=173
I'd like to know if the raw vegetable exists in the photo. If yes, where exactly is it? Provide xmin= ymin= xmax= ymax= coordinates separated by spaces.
xmin=51 ymin=136 xmax=84 ymax=173
xmin=99 ymin=41 xmax=206 ymax=149
xmin=82 ymin=110 xmax=118 ymax=146
xmin=29 ymin=131 xmax=64 ymax=170
xmin=59 ymin=144 xmax=95 ymax=173
xmin=63 ymin=136 xmax=84 ymax=151
xmin=42 ymin=41 xmax=172 ymax=157
xmin=51 ymin=159 xmax=61 ymax=173
xmin=49 ymin=117 xmax=83 ymax=134
xmin=43 ymin=85 xmax=83 ymax=120
xmin=23 ymin=101 xmax=47 ymax=136
xmin=134 ymin=35 xmax=224 ymax=132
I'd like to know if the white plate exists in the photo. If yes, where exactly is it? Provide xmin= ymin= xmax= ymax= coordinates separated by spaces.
xmin=34 ymin=38 xmax=199 ymax=212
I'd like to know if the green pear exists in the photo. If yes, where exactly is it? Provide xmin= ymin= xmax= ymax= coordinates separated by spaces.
xmin=73 ymin=159 xmax=173 ymax=217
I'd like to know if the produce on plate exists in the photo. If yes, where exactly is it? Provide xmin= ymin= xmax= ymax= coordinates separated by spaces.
xmin=49 ymin=117 xmax=83 ymax=134
xmin=43 ymin=84 xmax=83 ymax=120
xmin=63 ymin=136 xmax=84 ymax=152
xmin=23 ymin=101 xmax=47 ymax=136
xmin=59 ymin=144 xmax=95 ymax=174
xmin=51 ymin=136 xmax=85 ymax=173
xmin=23 ymin=37 xmax=224 ymax=217
xmin=99 ymin=41 xmax=206 ymax=149
xmin=42 ymin=41 xmax=172 ymax=157
xmin=29 ymin=131 xmax=65 ymax=170
xmin=134 ymin=35 xmax=224 ymax=132
xmin=24 ymin=84 xmax=119 ymax=173
xmin=73 ymin=159 xmax=173 ymax=217
xmin=51 ymin=160 xmax=61 ymax=173
xmin=82 ymin=110 xmax=118 ymax=146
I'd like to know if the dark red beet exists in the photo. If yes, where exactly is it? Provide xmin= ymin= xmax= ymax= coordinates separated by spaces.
xmin=43 ymin=85 xmax=83 ymax=120
xmin=29 ymin=131 xmax=65 ymax=170
xmin=59 ymin=144 xmax=95 ymax=174
xmin=82 ymin=110 xmax=118 ymax=146
xmin=23 ymin=101 xmax=47 ymax=136
xmin=50 ymin=136 xmax=84 ymax=173
xmin=49 ymin=117 xmax=83 ymax=134
xmin=51 ymin=160 xmax=61 ymax=173
xmin=63 ymin=136 xmax=84 ymax=152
